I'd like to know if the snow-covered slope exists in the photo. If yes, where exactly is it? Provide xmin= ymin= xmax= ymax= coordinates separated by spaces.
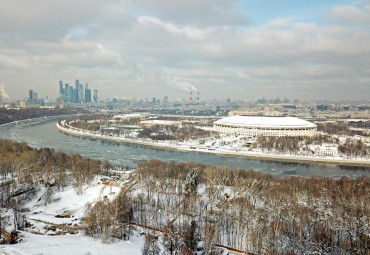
xmin=2 ymin=177 xmax=144 ymax=255
xmin=4 ymin=231 xmax=144 ymax=255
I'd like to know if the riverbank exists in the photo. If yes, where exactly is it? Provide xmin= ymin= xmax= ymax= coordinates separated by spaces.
xmin=0 ymin=114 xmax=78 ymax=127
xmin=57 ymin=122 xmax=370 ymax=167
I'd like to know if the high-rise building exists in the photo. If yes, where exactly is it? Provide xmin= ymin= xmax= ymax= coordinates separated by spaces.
xmin=59 ymin=80 xmax=64 ymax=94
xmin=28 ymin=89 xmax=38 ymax=104
xmin=75 ymin=79 xmax=79 ymax=89
xmin=93 ymin=89 xmax=98 ymax=103
xmin=85 ymin=84 xmax=91 ymax=103
xmin=79 ymin=84 xmax=84 ymax=103
xmin=59 ymin=80 xmax=65 ymax=101
xmin=66 ymin=86 xmax=73 ymax=103
xmin=64 ymin=84 xmax=69 ymax=102
xmin=29 ymin=89 xmax=33 ymax=101
xmin=74 ymin=79 xmax=80 ymax=103
xmin=73 ymin=88 xmax=79 ymax=103
xmin=32 ymin=91 xmax=38 ymax=101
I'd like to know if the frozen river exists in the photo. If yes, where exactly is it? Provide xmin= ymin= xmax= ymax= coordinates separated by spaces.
xmin=0 ymin=116 xmax=369 ymax=178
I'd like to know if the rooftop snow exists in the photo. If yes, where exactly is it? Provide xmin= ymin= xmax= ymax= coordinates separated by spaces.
xmin=214 ymin=116 xmax=316 ymax=128
xmin=113 ymin=114 xmax=143 ymax=119
xmin=140 ymin=120 xmax=181 ymax=125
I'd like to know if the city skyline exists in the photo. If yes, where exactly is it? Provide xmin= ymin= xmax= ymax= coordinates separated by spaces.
xmin=0 ymin=0 xmax=369 ymax=101
xmin=58 ymin=79 xmax=97 ymax=104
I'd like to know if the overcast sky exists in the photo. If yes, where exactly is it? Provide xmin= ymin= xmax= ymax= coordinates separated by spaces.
xmin=0 ymin=0 xmax=369 ymax=101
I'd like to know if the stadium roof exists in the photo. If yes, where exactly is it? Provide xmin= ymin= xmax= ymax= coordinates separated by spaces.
xmin=214 ymin=116 xmax=316 ymax=128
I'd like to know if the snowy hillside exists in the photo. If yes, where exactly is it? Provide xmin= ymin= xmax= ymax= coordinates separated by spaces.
xmin=1 ymin=178 xmax=144 ymax=255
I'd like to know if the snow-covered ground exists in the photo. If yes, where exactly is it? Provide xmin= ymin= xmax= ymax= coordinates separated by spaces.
xmin=2 ymin=231 xmax=144 ymax=255
xmin=1 ymin=177 xmax=144 ymax=255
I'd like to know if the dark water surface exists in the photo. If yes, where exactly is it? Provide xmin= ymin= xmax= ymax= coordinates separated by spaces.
xmin=0 ymin=116 xmax=369 ymax=178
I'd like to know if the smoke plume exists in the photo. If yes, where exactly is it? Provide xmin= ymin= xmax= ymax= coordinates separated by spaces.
xmin=175 ymin=80 xmax=198 ymax=92
xmin=0 ymin=84 xmax=10 ymax=99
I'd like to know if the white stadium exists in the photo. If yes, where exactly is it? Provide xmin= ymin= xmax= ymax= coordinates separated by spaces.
xmin=214 ymin=116 xmax=317 ymax=137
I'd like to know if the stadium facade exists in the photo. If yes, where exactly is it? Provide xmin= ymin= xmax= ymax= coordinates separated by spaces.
xmin=214 ymin=116 xmax=317 ymax=137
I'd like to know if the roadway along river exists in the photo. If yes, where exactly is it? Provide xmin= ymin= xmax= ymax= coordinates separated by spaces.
xmin=0 ymin=116 xmax=369 ymax=178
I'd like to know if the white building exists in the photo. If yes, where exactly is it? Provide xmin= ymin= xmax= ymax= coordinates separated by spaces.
xmin=315 ymin=146 xmax=339 ymax=156
xmin=214 ymin=116 xmax=317 ymax=137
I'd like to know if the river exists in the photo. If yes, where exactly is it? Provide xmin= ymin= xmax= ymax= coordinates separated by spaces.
xmin=0 ymin=116 xmax=368 ymax=178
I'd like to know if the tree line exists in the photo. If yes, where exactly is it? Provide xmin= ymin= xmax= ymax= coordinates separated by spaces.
xmin=338 ymin=139 xmax=368 ymax=157
xmin=0 ymin=108 xmax=87 ymax=125
xmin=257 ymin=135 xmax=368 ymax=158
xmin=317 ymin=121 xmax=368 ymax=136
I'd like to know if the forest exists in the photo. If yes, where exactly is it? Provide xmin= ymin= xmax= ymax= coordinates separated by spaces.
xmin=317 ymin=121 xmax=368 ymax=136
xmin=0 ymin=139 xmax=110 ymax=240
xmin=84 ymin=160 xmax=369 ymax=255
xmin=1 ymin=138 xmax=369 ymax=254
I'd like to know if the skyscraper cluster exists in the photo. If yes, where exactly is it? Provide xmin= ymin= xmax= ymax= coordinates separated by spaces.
xmin=27 ymin=89 xmax=44 ymax=106
xmin=29 ymin=89 xmax=38 ymax=102
xmin=58 ymin=80 xmax=98 ymax=103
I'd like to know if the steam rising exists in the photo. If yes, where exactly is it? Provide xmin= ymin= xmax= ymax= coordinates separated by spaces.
xmin=175 ymin=80 xmax=198 ymax=92
xmin=0 ymin=84 xmax=10 ymax=99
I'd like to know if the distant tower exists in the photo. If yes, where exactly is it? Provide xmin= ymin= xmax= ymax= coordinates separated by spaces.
xmin=29 ymin=89 xmax=37 ymax=104
xmin=79 ymin=84 xmax=84 ymax=103
xmin=64 ymin=83 xmax=70 ymax=102
xmin=93 ymin=89 xmax=98 ymax=103
xmin=32 ymin=91 xmax=38 ymax=101
xmin=75 ymin=79 xmax=79 ymax=89
xmin=190 ymin=91 xmax=192 ymax=105
xmin=59 ymin=80 xmax=65 ymax=101
xmin=163 ymin=96 xmax=168 ymax=106
xmin=59 ymin=80 xmax=64 ymax=95
xmin=85 ymin=82 xmax=91 ymax=103
xmin=29 ymin=89 xmax=33 ymax=101
xmin=197 ymin=91 xmax=200 ymax=105
xmin=66 ymin=85 xmax=73 ymax=103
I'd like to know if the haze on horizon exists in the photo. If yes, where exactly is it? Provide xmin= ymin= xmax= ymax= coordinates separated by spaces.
xmin=0 ymin=0 xmax=369 ymax=101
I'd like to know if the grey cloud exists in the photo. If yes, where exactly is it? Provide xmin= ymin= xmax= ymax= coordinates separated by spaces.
xmin=0 ymin=1 xmax=369 ymax=101
xmin=0 ymin=0 xmax=134 ymax=42
xmin=327 ymin=5 xmax=370 ymax=24
xmin=129 ymin=0 xmax=248 ymax=26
